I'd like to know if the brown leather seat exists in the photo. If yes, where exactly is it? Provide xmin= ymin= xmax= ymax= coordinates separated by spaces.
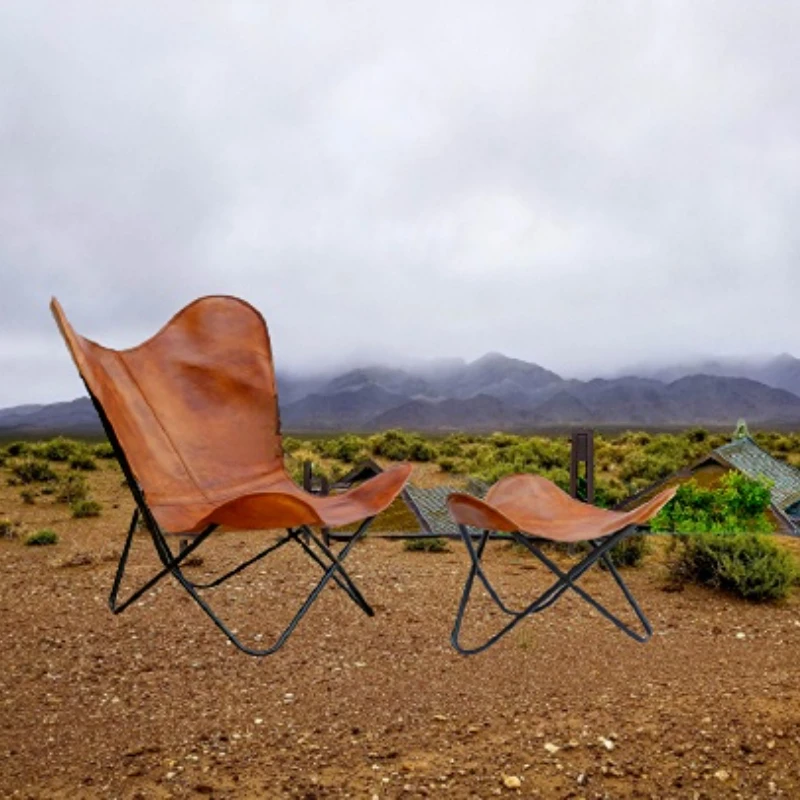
xmin=51 ymin=295 xmax=412 ymax=534
xmin=448 ymin=474 xmax=676 ymax=542
xmin=446 ymin=474 xmax=677 ymax=655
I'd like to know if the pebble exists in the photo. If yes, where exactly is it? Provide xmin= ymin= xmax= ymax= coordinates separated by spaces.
xmin=544 ymin=742 xmax=560 ymax=755
xmin=502 ymin=775 xmax=522 ymax=789
xmin=599 ymin=737 xmax=615 ymax=751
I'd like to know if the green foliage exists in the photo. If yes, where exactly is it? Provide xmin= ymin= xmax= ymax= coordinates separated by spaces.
xmin=10 ymin=458 xmax=58 ymax=484
xmin=35 ymin=437 xmax=81 ymax=462
xmin=437 ymin=457 xmax=463 ymax=474
xmin=71 ymin=499 xmax=102 ymax=518
xmin=56 ymin=474 xmax=89 ymax=504
xmin=404 ymin=537 xmax=450 ymax=553
xmin=652 ymin=473 xmax=774 ymax=534
xmin=5 ymin=441 xmax=30 ymax=457
xmin=315 ymin=435 xmax=369 ymax=463
xmin=91 ymin=441 xmax=117 ymax=459
xmin=0 ymin=519 xmax=15 ymax=539
xmin=603 ymin=535 xmax=650 ymax=568
xmin=669 ymin=533 xmax=797 ymax=602
xmin=282 ymin=437 xmax=303 ymax=454
xmin=70 ymin=454 xmax=98 ymax=471
xmin=25 ymin=529 xmax=58 ymax=546
xmin=370 ymin=430 xmax=438 ymax=462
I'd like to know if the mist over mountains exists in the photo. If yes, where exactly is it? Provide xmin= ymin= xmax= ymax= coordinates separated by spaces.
xmin=2 ymin=352 xmax=800 ymax=437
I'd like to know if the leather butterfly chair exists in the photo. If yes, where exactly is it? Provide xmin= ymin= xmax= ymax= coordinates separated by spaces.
xmin=51 ymin=296 xmax=412 ymax=656
xmin=446 ymin=475 xmax=676 ymax=655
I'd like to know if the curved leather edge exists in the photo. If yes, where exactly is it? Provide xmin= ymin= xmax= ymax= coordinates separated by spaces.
xmin=198 ymin=491 xmax=324 ymax=530
xmin=446 ymin=492 xmax=519 ymax=532
xmin=51 ymin=297 xmax=93 ymax=382
xmin=316 ymin=462 xmax=414 ymax=528
xmin=621 ymin=485 xmax=678 ymax=527
xmin=53 ymin=295 xmax=270 ymax=357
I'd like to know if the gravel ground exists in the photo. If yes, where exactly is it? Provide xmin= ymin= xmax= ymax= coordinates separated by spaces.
xmin=2 ymin=465 xmax=800 ymax=799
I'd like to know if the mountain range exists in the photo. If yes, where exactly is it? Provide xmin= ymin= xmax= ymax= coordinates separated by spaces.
xmin=2 ymin=352 xmax=800 ymax=436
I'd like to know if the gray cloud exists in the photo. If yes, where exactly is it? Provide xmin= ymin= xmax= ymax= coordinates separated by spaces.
xmin=1 ymin=1 xmax=799 ymax=406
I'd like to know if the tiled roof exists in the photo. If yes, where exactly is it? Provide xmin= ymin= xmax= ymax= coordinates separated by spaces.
xmin=713 ymin=437 xmax=800 ymax=511
xmin=403 ymin=480 xmax=487 ymax=536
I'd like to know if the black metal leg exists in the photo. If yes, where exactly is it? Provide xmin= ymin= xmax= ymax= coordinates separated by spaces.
xmin=149 ymin=516 xmax=375 ymax=656
xmin=451 ymin=525 xmax=652 ymax=655
xmin=291 ymin=523 xmax=375 ymax=616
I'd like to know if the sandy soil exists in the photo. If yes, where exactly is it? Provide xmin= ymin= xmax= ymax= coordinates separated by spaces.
xmin=2 ymin=463 xmax=800 ymax=799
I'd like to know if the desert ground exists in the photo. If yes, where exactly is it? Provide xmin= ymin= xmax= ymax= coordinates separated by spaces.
xmin=2 ymin=460 xmax=800 ymax=799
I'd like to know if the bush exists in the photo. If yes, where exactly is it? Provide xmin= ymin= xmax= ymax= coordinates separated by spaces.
xmin=652 ymin=473 xmax=774 ymax=534
xmin=56 ymin=474 xmax=89 ymax=504
xmin=10 ymin=458 xmax=58 ymax=484
xmin=317 ymin=435 xmax=368 ymax=463
xmin=20 ymin=489 xmax=36 ymax=505
xmin=669 ymin=533 xmax=798 ymax=602
xmin=437 ymin=457 xmax=462 ymax=474
xmin=25 ymin=529 xmax=58 ymax=546
xmin=91 ymin=441 xmax=116 ymax=459
xmin=603 ymin=534 xmax=650 ymax=569
xmin=37 ymin=437 xmax=81 ymax=462
xmin=6 ymin=441 xmax=30 ymax=457
xmin=404 ymin=537 xmax=450 ymax=553
xmin=0 ymin=519 xmax=15 ymax=539
xmin=70 ymin=454 xmax=98 ymax=471
xmin=71 ymin=499 xmax=102 ymax=518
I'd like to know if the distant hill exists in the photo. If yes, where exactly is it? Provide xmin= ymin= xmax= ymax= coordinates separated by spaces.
xmin=3 ymin=351 xmax=800 ymax=436
xmin=619 ymin=353 xmax=800 ymax=398
xmin=0 ymin=398 xmax=101 ymax=437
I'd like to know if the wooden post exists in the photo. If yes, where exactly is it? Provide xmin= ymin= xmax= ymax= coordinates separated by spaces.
xmin=570 ymin=429 xmax=595 ymax=504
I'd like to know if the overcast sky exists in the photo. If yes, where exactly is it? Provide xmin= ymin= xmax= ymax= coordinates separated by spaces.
xmin=1 ymin=2 xmax=798 ymax=407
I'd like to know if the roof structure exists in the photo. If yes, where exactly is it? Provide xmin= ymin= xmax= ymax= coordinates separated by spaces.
xmin=707 ymin=437 xmax=800 ymax=512
xmin=403 ymin=480 xmax=488 ymax=537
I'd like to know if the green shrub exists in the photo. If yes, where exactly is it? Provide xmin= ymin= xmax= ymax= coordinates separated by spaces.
xmin=371 ymin=430 xmax=410 ymax=461
xmin=437 ymin=457 xmax=462 ymax=474
xmin=603 ymin=534 xmax=650 ymax=569
xmin=669 ymin=533 xmax=798 ymax=602
xmin=37 ymin=437 xmax=81 ymax=462
xmin=56 ymin=474 xmax=89 ymax=504
xmin=71 ymin=499 xmax=102 ymax=518
xmin=20 ymin=489 xmax=36 ymax=505
xmin=91 ymin=441 xmax=116 ymax=459
xmin=652 ymin=473 xmax=774 ymax=534
xmin=404 ymin=537 xmax=450 ymax=553
xmin=70 ymin=454 xmax=98 ymax=471
xmin=282 ymin=437 xmax=304 ymax=454
xmin=25 ymin=529 xmax=58 ymax=546
xmin=10 ymin=458 xmax=58 ymax=484
xmin=6 ymin=441 xmax=30 ymax=457
xmin=317 ymin=435 xmax=368 ymax=463
xmin=0 ymin=519 xmax=15 ymax=539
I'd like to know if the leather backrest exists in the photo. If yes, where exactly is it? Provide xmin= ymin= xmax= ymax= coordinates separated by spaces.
xmin=51 ymin=296 xmax=284 ymax=508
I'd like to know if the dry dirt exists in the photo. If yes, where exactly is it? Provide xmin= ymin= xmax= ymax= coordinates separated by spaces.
xmin=2 ymin=463 xmax=800 ymax=799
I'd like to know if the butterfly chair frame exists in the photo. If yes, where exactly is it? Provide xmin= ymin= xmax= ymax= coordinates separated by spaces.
xmin=447 ymin=476 xmax=676 ymax=656
xmin=52 ymin=297 xmax=411 ymax=657
xmin=97 ymin=397 xmax=376 ymax=657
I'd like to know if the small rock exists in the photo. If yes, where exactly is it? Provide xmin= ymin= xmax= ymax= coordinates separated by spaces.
xmin=735 ymin=631 xmax=747 ymax=640
xmin=714 ymin=769 xmax=730 ymax=781
xmin=598 ymin=737 xmax=615 ymax=751
xmin=502 ymin=774 xmax=522 ymax=789
xmin=543 ymin=742 xmax=560 ymax=755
